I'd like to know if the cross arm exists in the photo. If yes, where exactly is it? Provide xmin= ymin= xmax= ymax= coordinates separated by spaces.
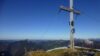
xmin=60 ymin=5 xmax=80 ymax=15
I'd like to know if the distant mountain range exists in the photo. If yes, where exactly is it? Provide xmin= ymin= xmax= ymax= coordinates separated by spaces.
xmin=0 ymin=39 xmax=100 ymax=56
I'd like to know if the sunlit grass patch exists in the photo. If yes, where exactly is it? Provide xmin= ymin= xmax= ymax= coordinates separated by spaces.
xmin=25 ymin=48 xmax=100 ymax=56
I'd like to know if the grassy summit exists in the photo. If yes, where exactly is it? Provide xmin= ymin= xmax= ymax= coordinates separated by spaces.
xmin=25 ymin=48 xmax=100 ymax=56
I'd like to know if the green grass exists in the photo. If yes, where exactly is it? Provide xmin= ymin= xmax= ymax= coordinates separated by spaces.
xmin=25 ymin=48 xmax=100 ymax=56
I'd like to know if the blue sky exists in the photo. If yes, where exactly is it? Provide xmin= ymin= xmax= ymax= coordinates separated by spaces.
xmin=0 ymin=0 xmax=100 ymax=40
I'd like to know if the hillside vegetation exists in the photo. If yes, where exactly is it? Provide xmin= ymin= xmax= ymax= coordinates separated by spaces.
xmin=25 ymin=48 xmax=100 ymax=56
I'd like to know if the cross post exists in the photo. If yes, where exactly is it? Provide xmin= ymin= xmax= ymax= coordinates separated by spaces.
xmin=60 ymin=0 xmax=80 ymax=51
